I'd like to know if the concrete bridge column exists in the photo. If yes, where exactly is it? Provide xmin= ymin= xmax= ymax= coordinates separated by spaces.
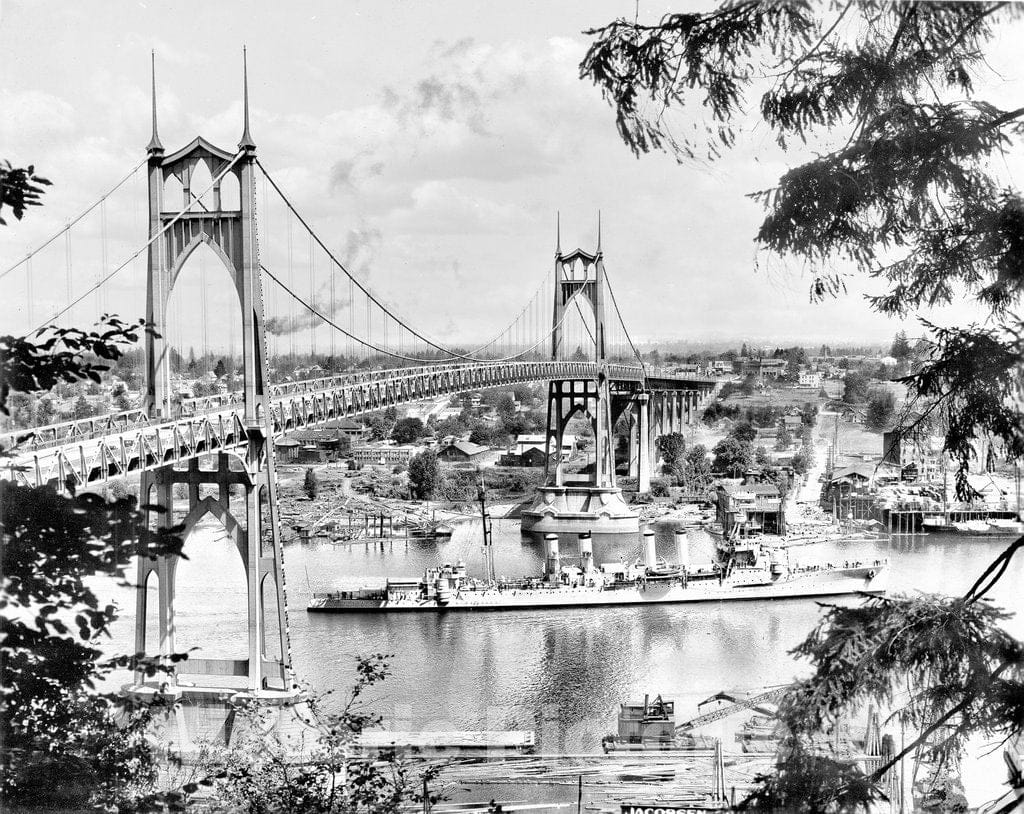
xmin=636 ymin=392 xmax=651 ymax=494
xmin=627 ymin=407 xmax=639 ymax=479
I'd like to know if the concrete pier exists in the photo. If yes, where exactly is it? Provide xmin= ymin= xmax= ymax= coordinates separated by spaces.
xmin=521 ymin=484 xmax=639 ymax=535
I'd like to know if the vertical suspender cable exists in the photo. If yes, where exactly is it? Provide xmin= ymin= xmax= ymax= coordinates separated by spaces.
xmin=309 ymin=233 xmax=316 ymax=359
xmin=330 ymin=259 xmax=336 ymax=360
xmin=262 ymin=172 xmax=276 ymax=362
xmin=25 ymin=256 xmax=33 ymax=330
xmin=200 ymin=244 xmax=209 ymax=361
xmin=99 ymin=200 xmax=108 ymax=316
xmin=64 ymin=224 xmax=72 ymax=325
xmin=287 ymin=212 xmax=295 ymax=360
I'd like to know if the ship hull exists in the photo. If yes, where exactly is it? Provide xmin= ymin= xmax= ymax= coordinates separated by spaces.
xmin=308 ymin=566 xmax=887 ymax=613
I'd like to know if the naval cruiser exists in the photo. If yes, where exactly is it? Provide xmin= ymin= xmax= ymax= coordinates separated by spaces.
xmin=307 ymin=527 xmax=888 ymax=613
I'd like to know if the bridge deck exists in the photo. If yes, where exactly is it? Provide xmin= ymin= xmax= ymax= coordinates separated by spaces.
xmin=0 ymin=361 xmax=715 ymax=489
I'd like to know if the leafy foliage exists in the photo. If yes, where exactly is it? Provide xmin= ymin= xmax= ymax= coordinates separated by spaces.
xmin=677 ymin=444 xmax=713 ymax=494
xmin=211 ymin=655 xmax=444 ymax=814
xmin=391 ymin=416 xmax=426 ymax=444
xmin=0 ymin=316 xmax=148 ymax=424
xmin=304 ymin=467 xmax=320 ymax=500
xmin=656 ymin=431 xmax=687 ymax=478
xmin=1 ymin=485 xmax=185 ymax=806
xmin=580 ymin=2 xmax=815 ymax=161
xmin=755 ymin=591 xmax=1024 ymax=807
xmin=741 ymin=748 xmax=884 ymax=813
xmin=408 ymin=449 xmax=441 ymax=500
xmin=902 ymin=321 xmax=1024 ymax=496
xmin=842 ymin=370 xmax=870 ymax=404
xmin=865 ymin=388 xmax=896 ymax=431
xmin=712 ymin=435 xmax=752 ymax=475
xmin=0 ymin=313 xmax=187 ymax=809
xmin=0 ymin=160 xmax=51 ymax=225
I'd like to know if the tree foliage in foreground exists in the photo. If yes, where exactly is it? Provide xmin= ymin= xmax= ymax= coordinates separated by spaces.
xmin=744 ymin=589 xmax=1024 ymax=811
xmin=1 ymin=317 xmax=186 ymax=810
xmin=580 ymin=0 xmax=1024 ymax=496
xmin=212 ymin=654 xmax=443 ymax=814
xmin=0 ymin=160 xmax=51 ymax=225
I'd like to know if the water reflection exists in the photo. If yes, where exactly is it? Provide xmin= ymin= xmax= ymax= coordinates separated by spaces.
xmin=101 ymin=515 xmax=1024 ymax=754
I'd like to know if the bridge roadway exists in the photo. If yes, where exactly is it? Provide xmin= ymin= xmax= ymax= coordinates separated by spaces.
xmin=0 ymin=361 xmax=715 ymax=490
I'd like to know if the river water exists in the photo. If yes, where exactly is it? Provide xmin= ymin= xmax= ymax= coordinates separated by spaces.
xmin=101 ymin=516 xmax=1024 ymax=801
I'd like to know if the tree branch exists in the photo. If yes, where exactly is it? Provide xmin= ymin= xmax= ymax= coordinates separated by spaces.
xmin=868 ymin=661 xmax=1011 ymax=783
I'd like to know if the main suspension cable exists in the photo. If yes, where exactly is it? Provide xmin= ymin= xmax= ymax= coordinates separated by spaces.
xmin=257 ymin=160 xmax=463 ymax=360
xmin=2 ymin=158 xmax=147 ymax=281
xmin=257 ymin=159 xmax=560 ymax=364
xmin=262 ymin=261 xmax=588 ymax=365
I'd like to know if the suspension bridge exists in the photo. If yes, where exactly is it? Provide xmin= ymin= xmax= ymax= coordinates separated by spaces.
xmin=0 ymin=54 xmax=716 ymax=746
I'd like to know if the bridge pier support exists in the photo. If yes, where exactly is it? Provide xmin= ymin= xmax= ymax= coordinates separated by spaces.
xmin=636 ymin=392 xmax=651 ymax=494
xmin=129 ymin=452 xmax=309 ymax=753
xmin=523 ymin=378 xmax=639 ymax=536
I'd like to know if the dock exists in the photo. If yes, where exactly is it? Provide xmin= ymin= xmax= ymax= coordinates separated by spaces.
xmin=356 ymin=730 xmax=536 ymax=756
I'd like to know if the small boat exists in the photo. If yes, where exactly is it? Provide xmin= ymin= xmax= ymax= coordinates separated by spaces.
xmin=406 ymin=521 xmax=455 ymax=540
xmin=952 ymin=519 xmax=1023 ymax=536
xmin=921 ymin=515 xmax=1023 ymax=536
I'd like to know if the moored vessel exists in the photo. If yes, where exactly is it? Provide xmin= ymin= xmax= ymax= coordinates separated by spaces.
xmin=307 ymin=527 xmax=888 ymax=613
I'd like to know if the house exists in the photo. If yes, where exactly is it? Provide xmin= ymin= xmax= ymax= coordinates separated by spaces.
xmin=754 ymin=427 xmax=779 ymax=444
xmin=797 ymin=371 xmax=822 ymax=388
xmin=782 ymin=414 xmax=803 ymax=429
xmin=828 ymin=462 xmax=900 ymax=491
xmin=514 ymin=433 xmax=576 ymax=461
xmin=741 ymin=358 xmax=788 ymax=379
xmin=288 ymin=428 xmax=350 ymax=461
xmin=437 ymin=440 xmax=489 ymax=463
xmin=351 ymin=443 xmax=421 ymax=469
xmin=499 ymin=446 xmax=548 ymax=468
xmin=716 ymin=481 xmax=785 ymax=536
xmin=322 ymin=417 xmax=369 ymax=442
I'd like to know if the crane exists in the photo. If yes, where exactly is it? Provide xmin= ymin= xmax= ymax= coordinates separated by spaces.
xmin=675 ymin=685 xmax=790 ymax=732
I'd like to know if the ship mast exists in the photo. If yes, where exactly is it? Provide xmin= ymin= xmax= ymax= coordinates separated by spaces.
xmin=477 ymin=471 xmax=495 ymax=584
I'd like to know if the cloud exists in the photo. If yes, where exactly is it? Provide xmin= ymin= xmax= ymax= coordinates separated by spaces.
xmin=0 ymin=90 xmax=77 ymax=148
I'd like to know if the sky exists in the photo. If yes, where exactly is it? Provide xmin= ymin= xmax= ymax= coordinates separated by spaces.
xmin=2 ymin=1 xmax=1023 ymax=351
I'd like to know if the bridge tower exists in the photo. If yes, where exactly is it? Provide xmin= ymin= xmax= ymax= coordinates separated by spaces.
xmin=522 ymin=220 xmax=639 ymax=536
xmin=131 ymin=52 xmax=302 ymax=751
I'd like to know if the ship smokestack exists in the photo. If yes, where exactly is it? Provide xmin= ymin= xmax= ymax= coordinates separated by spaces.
xmin=578 ymin=531 xmax=593 ymax=573
xmin=544 ymin=533 xmax=561 ymax=583
xmin=642 ymin=528 xmax=657 ymax=571
xmin=674 ymin=528 xmax=689 ymax=571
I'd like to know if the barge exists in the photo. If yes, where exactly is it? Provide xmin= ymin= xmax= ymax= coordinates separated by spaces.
xmin=307 ymin=527 xmax=888 ymax=613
